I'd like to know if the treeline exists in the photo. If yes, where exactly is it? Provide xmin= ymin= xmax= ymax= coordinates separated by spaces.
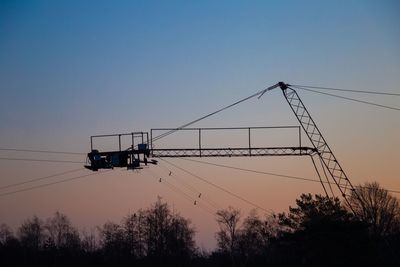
xmin=1 ymin=182 xmax=400 ymax=267
xmin=0 ymin=199 xmax=196 ymax=267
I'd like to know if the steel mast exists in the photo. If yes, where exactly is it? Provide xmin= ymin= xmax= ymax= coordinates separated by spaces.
xmin=272 ymin=82 xmax=357 ymax=208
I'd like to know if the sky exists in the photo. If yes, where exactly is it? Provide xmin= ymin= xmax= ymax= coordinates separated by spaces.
xmin=0 ymin=0 xmax=399 ymax=249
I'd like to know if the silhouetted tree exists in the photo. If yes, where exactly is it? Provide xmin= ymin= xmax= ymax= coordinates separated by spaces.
xmin=45 ymin=211 xmax=80 ymax=250
xmin=18 ymin=215 xmax=46 ymax=251
xmin=122 ymin=211 xmax=145 ymax=258
xmin=96 ymin=198 xmax=196 ymax=266
xmin=99 ymin=220 xmax=136 ymax=266
xmin=99 ymin=221 xmax=128 ymax=259
xmin=215 ymin=207 xmax=241 ymax=266
xmin=143 ymin=200 xmax=170 ymax=259
xmin=0 ymin=223 xmax=21 ymax=267
xmin=81 ymin=228 xmax=97 ymax=253
xmin=278 ymin=194 xmax=354 ymax=231
xmin=0 ymin=223 xmax=14 ymax=246
xmin=143 ymin=198 xmax=196 ymax=265
xmin=274 ymin=194 xmax=373 ymax=267
xmin=236 ymin=210 xmax=278 ymax=265
xmin=15 ymin=216 xmax=48 ymax=266
xmin=166 ymin=214 xmax=196 ymax=260
xmin=349 ymin=182 xmax=400 ymax=238
xmin=7 ymin=194 xmax=396 ymax=267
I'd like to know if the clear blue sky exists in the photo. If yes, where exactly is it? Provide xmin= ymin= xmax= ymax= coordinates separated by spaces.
xmin=0 ymin=0 xmax=399 ymax=249
xmin=1 ymin=0 xmax=398 ymax=143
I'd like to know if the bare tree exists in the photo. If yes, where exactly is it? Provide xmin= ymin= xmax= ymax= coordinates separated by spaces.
xmin=45 ymin=211 xmax=80 ymax=250
xmin=143 ymin=198 xmax=171 ymax=258
xmin=143 ymin=197 xmax=196 ymax=261
xmin=18 ymin=215 xmax=46 ymax=250
xmin=238 ymin=210 xmax=277 ymax=257
xmin=81 ymin=228 xmax=97 ymax=253
xmin=167 ymin=214 xmax=196 ymax=258
xmin=349 ymin=182 xmax=400 ymax=237
xmin=215 ymin=209 xmax=279 ymax=266
xmin=122 ymin=211 xmax=146 ymax=258
xmin=0 ymin=223 xmax=14 ymax=246
xmin=97 ymin=198 xmax=196 ymax=265
xmin=215 ymin=207 xmax=241 ymax=266
xmin=98 ymin=221 xmax=126 ymax=252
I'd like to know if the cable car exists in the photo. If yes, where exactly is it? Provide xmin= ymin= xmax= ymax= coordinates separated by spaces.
xmin=84 ymin=132 xmax=156 ymax=171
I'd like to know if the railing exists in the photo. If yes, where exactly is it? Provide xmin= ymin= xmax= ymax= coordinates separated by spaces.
xmin=150 ymin=126 xmax=309 ymax=158
xmin=90 ymin=132 xmax=149 ymax=152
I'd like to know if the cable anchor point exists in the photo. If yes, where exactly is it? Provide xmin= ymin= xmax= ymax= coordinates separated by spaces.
xmin=258 ymin=82 xmax=290 ymax=99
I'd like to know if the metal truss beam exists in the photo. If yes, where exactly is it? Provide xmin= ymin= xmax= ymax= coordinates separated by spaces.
xmin=280 ymin=83 xmax=357 ymax=207
xmin=151 ymin=147 xmax=316 ymax=158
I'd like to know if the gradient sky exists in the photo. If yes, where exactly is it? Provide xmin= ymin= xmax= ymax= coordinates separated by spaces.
xmin=1 ymin=0 xmax=399 ymax=249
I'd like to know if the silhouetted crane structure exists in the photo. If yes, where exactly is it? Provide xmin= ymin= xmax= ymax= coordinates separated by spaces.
xmin=85 ymin=82 xmax=358 ymax=210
